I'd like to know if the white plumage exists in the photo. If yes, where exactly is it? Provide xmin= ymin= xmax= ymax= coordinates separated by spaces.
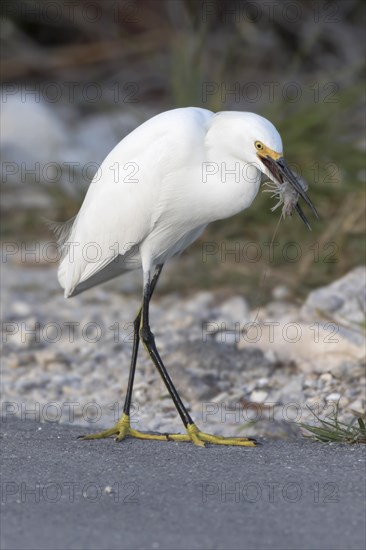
xmin=57 ymin=107 xmax=284 ymax=297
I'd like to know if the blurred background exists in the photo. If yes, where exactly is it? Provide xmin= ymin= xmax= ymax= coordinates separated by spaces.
xmin=1 ymin=0 xmax=365 ymax=298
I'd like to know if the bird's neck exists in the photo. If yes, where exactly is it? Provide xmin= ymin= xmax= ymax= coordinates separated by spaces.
xmin=201 ymin=147 xmax=262 ymax=222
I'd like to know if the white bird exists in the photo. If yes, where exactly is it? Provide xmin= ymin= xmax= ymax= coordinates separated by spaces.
xmin=55 ymin=107 xmax=318 ymax=447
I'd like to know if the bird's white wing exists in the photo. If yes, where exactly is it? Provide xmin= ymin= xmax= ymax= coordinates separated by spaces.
xmin=58 ymin=107 xmax=213 ymax=297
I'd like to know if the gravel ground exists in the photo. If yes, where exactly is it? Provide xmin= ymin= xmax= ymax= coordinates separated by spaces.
xmin=1 ymin=255 xmax=365 ymax=439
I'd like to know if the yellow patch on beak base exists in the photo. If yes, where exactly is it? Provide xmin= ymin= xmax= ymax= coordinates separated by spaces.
xmin=257 ymin=145 xmax=282 ymax=161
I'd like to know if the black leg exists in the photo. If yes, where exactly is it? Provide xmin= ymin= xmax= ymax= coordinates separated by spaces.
xmin=139 ymin=271 xmax=194 ymax=428
xmin=122 ymin=264 xmax=163 ymax=416
xmin=80 ymin=264 xmax=256 ymax=446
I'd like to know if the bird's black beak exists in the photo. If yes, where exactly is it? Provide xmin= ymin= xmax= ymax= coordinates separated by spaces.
xmin=260 ymin=155 xmax=319 ymax=229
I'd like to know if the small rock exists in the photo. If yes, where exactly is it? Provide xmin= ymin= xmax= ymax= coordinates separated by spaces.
xmin=250 ymin=390 xmax=268 ymax=403
xmin=214 ymin=331 xmax=238 ymax=345
xmin=280 ymin=377 xmax=303 ymax=400
xmin=272 ymin=285 xmax=290 ymax=300
xmin=257 ymin=377 xmax=269 ymax=388
xmin=302 ymin=266 xmax=366 ymax=327
xmin=12 ymin=301 xmax=31 ymax=317
xmin=185 ymin=292 xmax=214 ymax=314
xmin=319 ymin=373 xmax=333 ymax=383
xmin=264 ymin=350 xmax=278 ymax=364
xmin=303 ymin=378 xmax=317 ymax=389
xmin=349 ymin=400 xmax=365 ymax=414
xmin=326 ymin=392 xmax=341 ymax=401
xmin=214 ymin=296 xmax=250 ymax=325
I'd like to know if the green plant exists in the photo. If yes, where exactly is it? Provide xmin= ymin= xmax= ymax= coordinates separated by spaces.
xmin=301 ymin=404 xmax=366 ymax=444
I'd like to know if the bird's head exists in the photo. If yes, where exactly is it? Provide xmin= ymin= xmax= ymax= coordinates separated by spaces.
xmin=210 ymin=112 xmax=319 ymax=228
xmin=253 ymin=118 xmax=319 ymax=228
xmin=249 ymin=113 xmax=319 ymax=228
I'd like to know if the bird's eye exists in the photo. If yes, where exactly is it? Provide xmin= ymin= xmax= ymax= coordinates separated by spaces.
xmin=255 ymin=141 xmax=263 ymax=150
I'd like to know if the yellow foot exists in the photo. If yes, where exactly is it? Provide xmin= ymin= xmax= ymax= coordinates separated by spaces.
xmin=78 ymin=414 xmax=181 ymax=442
xmin=183 ymin=423 xmax=257 ymax=447
xmin=78 ymin=417 xmax=257 ymax=447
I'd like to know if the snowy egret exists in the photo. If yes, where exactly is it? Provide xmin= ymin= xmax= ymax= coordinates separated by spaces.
xmin=55 ymin=107 xmax=318 ymax=447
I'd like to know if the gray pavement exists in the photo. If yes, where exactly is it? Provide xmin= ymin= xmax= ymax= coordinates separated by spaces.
xmin=1 ymin=418 xmax=365 ymax=550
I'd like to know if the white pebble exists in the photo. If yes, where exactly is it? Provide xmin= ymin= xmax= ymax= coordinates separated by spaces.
xmin=326 ymin=392 xmax=341 ymax=401
xmin=12 ymin=301 xmax=31 ymax=316
xmin=272 ymin=285 xmax=290 ymax=300
xmin=250 ymin=390 xmax=268 ymax=403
